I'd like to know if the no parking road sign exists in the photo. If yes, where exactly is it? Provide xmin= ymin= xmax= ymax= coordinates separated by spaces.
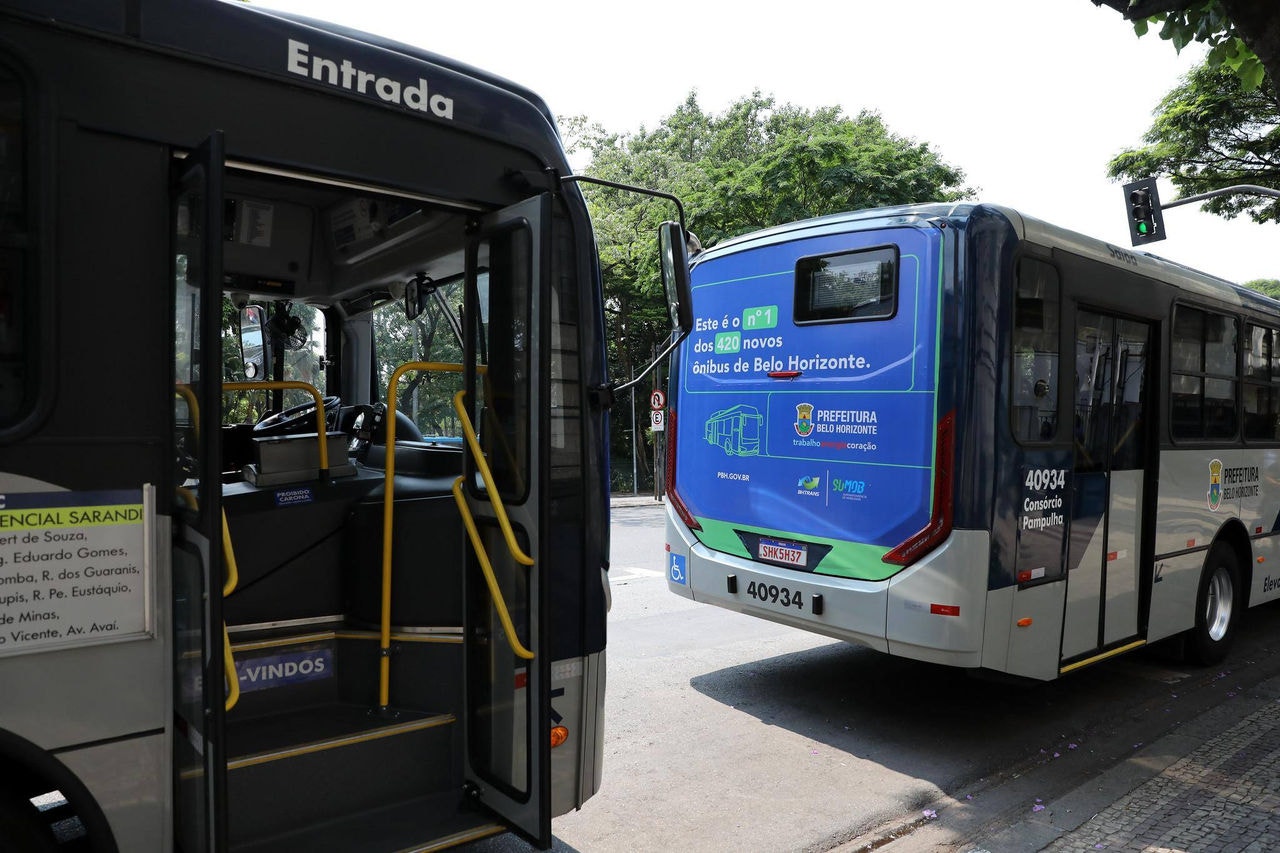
xmin=650 ymin=389 xmax=666 ymax=431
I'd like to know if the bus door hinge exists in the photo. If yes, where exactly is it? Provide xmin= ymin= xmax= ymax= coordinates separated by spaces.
xmin=590 ymin=383 xmax=616 ymax=410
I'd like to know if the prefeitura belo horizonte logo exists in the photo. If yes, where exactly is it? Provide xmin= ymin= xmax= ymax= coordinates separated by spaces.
xmin=794 ymin=403 xmax=814 ymax=437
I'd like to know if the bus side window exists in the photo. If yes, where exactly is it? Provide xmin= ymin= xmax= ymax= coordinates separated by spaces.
xmin=1012 ymin=258 xmax=1060 ymax=443
xmin=1243 ymin=324 xmax=1280 ymax=442
xmin=1171 ymin=305 xmax=1238 ymax=441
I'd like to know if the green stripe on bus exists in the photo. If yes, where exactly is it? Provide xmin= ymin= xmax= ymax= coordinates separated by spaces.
xmin=692 ymin=516 xmax=899 ymax=582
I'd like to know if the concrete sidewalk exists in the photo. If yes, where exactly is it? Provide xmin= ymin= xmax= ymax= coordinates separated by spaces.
xmin=610 ymin=493 xmax=666 ymax=509
xmin=835 ymin=670 xmax=1280 ymax=853
xmin=969 ymin=671 xmax=1280 ymax=852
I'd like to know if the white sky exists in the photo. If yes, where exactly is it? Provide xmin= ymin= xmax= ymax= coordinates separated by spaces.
xmin=257 ymin=0 xmax=1275 ymax=283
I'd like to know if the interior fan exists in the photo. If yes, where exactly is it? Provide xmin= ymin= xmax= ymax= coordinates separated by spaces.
xmin=267 ymin=306 xmax=308 ymax=351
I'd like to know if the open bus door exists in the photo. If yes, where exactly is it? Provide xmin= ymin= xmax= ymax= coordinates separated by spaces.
xmin=170 ymin=131 xmax=228 ymax=851
xmin=459 ymin=194 xmax=554 ymax=847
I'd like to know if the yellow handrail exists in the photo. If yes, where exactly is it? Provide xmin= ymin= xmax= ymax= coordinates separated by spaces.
xmin=449 ymin=390 xmax=534 ymax=567
xmin=174 ymin=385 xmax=200 ymax=442
xmin=452 ymin=477 xmax=534 ymax=659
xmin=176 ymin=379 xmax=330 ymax=474
xmin=221 ymin=508 xmax=239 ymax=597
xmin=222 ymin=626 xmax=241 ymax=711
xmin=377 ymin=362 xmax=535 ymax=706
xmin=180 ymin=491 xmax=241 ymax=712
xmin=179 ymin=381 xmax=327 ymax=712
xmin=223 ymin=381 xmax=330 ymax=476
xmin=379 ymin=362 xmax=467 ymax=707
xmin=221 ymin=509 xmax=241 ymax=711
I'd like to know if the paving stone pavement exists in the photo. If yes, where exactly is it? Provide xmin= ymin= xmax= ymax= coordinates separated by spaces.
xmin=1041 ymin=694 xmax=1280 ymax=852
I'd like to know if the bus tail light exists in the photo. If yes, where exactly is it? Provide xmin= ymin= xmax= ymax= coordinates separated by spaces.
xmin=550 ymin=725 xmax=569 ymax=749
xmin=883 ymin=410 xmax=955 ymax=567
xmin=665 ymin=409 xmax=701 ymax=531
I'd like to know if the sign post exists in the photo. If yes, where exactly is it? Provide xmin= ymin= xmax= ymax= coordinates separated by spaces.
xmin=650 ymin=389 xmax=666 ymax=499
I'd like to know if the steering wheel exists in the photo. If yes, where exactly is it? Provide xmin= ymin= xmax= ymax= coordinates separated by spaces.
xmin=253 ymin=395 xmax=341 ymax=437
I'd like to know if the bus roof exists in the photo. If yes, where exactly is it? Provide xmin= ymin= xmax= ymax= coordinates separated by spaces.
xmin=692 ymin=202 xmax=1279 ymax=316
xmin=2 ymin=0 xmax=570 ymax=170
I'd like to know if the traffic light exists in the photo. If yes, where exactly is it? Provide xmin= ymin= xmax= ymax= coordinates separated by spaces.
xmin=1122 ymin=177 xmax=1166 ymax=246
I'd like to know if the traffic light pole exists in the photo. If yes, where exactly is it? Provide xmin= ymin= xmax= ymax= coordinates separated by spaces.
xmin=1161 ymin=184 xmax=1280 ymax=210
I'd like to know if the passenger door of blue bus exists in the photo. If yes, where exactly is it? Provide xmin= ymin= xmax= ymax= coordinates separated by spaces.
xmin=1062 ymin=310 xmax=1152 ymax=664
xmin=460 ymin=193 xmax=553 ymax=846
xmin=170 ymin=132 xmax=228 ymax=851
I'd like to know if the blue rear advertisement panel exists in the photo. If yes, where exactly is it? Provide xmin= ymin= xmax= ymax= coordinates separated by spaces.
xmin=674 ymin=226 xmax=942 ymax=581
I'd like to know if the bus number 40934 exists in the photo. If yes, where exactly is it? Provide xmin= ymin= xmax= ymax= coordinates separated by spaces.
xmin=1025 ymin=468 xmax=1068 ymax=491
xmin=747 ymin=581 xmax=804 ymax=610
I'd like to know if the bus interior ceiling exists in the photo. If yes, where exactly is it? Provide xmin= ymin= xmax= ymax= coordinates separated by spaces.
xmin=210 ymin=166 xmax=490 ymax=849
xmin=221 ymin=167 xmax=476 ymax=306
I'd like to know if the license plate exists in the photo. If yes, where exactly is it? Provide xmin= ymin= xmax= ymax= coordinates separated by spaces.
xmin=758 ymin=537 xmax=806 ymax=567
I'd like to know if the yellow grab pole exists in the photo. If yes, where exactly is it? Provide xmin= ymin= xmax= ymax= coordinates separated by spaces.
xmin=223 ymin=380 xmax=329 ymax=476
xmin=452 ymin=478 xmax=534 ymax=660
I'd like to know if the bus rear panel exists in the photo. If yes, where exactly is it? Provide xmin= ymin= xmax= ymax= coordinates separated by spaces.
xmin=666 ymin=212 xmax=993 ymax=664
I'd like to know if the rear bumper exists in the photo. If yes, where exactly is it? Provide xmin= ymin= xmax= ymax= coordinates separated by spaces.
xmin=666 ymin=509 xmax=990 ymax=668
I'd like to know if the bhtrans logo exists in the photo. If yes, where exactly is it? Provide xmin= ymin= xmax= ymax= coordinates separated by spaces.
xmin=287 ymin=40 xmax=455 ymax=120
xmin=796 ymin=474 xmax=821 ymax=497
xmin=794 ymin=403 xmax=814 ymax=437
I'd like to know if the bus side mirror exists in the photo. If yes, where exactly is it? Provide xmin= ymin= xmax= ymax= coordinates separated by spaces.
xmin=239 ymin=304 xmax=269 ymax=380
xmin=659 ymin=221 xmax=693 ymax=336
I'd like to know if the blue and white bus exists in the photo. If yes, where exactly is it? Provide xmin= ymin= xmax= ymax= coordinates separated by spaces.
xmin=666 ymin=202 xmax=1280 ymax=681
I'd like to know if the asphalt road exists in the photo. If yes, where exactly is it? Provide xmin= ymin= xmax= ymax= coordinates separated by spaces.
xmin=466 ymin=502 xmax=1280 ymax=853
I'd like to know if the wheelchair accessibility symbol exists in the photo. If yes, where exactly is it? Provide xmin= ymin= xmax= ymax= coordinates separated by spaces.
xmin=668 ymin=553 xmax=687 ymax=585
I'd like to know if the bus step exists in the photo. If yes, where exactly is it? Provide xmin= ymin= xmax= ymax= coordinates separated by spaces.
xmin=229 ymin=791 xmax=504 ymax=853
xmin=226 ymin=702 xmax=458 ymax=847
xmin=227 ymin=630 xmax=341 ymax=719
xmin=225 ymin=625 xmax=464 ymax=720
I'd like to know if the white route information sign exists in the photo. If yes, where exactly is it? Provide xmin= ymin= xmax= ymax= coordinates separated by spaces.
xmin=0 ymin=487 xmax=153 ymax=656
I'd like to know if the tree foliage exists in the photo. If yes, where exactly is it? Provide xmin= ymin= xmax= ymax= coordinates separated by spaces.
xmin=1246 ymin=279 xmax=1280 ymax=300
xmin=1108 ymin=61 xmax=1280 ymax=223
xmin=1091 ymin=0 xmax=1277 ymax=91
xmin=567 ymin=91 xmax=971 ymax=489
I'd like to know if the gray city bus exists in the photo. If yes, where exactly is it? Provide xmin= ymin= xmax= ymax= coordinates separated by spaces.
xmin=0 ymin=1 xmax=688 ymax=849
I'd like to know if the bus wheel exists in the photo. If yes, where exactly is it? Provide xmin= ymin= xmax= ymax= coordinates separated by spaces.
xmin=1187 ymin=543 xmax=1241 ymax=666
xmin=0 ymin=788 xmax=59 ymax=853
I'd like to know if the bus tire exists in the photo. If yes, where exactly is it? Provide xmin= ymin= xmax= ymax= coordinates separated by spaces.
xmin=0 ymin=787 xmax=59 ymax=853
xmin=1187 ymin=543 xmax=1241 ymax=666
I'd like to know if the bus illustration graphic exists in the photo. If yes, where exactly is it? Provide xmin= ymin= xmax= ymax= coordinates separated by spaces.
xmin=705 ymin=405 xmax=764 ymax=456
